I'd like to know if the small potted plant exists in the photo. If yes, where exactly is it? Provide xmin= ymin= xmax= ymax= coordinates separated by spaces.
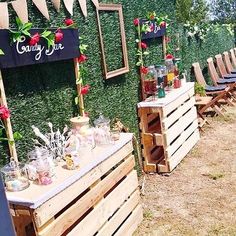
xmin=194 ymin=82 xmax=206 ymax=100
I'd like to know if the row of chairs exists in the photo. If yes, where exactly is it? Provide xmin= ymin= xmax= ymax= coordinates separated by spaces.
xmin=192 ymin=49 xmax=236 ymax=117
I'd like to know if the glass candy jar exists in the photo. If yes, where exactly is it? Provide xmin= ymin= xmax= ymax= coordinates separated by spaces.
xmin=1 ymin=159 xmax=30 ymax=192
xmin=26 ymin=148 xmax=55 ymax=181
xmin=143 ymin=65 xmax=158 ymax=98
xmin=165 ymin=59 xmax=175 ymax=87
xmin=94 ymin=114 xmax=111 ymax=145
xmin=69 ymin=117 xmax=95 ymax=151
xmin=64 ymin=147 xmax=80 ymax=170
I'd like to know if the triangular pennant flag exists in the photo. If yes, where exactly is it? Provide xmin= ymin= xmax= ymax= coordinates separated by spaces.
xmin=78 ymin=0 xmax=87 ymax=17
xmin=51 ymin=0 xmax=61 ymax=12
xmin=91 ymin=0 xmax=99 ymax=8
xmin=32 ymin=0 xmax=50 ymax=20
xmin=63 ymin=0 xmax=74 ymax=15
xmin=11 ymin=0 xmax=28 ymax=23
xmin=0 ymin=2 xmax=9 ymax=29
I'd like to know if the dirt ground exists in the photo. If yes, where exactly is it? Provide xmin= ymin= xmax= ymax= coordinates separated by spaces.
xmin=134 ymin=107 xmax=236 ymax=236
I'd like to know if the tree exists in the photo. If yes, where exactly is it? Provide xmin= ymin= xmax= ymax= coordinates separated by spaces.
xmin=176 ymin=0 xmax=208 ymax=23
xmin=176 ymin=0 xmax=192 ymax=23
xmin=210 ymin=0 xmax=236 ymax=23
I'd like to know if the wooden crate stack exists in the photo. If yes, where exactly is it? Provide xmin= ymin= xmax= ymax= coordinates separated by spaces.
xmin=138 ymin=83 xmax=200 ymax=173
xmin=9 ymin=134 xmax=143 ymax=236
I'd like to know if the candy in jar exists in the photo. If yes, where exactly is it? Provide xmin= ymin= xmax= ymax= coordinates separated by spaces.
xmin=94 ymin=114 xmax=112 ymax=145
xmin=1 ymin=159 xmax=30 ymax=192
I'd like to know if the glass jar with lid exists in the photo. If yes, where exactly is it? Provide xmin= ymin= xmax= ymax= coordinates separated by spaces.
xmin=93 ymin=114 xmax=112 ymax=145
xmin=143 ymin=65 xmax=158 ymax=98
xmin=1 ymin=159 xmax=30 ymax=192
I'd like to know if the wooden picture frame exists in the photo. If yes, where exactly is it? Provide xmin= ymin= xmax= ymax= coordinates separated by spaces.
xmin=96 ymin=4 xmax=129 ymax=79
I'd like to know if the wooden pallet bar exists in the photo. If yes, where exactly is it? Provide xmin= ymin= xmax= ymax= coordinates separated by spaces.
xmin=6 ymin=133 xmax=143 ymax=236
xmin=138 ymin=82 xmax=200 ymax=173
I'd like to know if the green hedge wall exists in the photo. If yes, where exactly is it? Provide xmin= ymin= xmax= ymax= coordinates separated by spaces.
xmin=0 ymin=0 xmax=234 ymax=165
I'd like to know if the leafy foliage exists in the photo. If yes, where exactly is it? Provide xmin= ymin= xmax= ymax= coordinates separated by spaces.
xmin=176 ymin=0 xmax=208 ymax=24
xmin=176 ymin=0 xmax=192 ymax=23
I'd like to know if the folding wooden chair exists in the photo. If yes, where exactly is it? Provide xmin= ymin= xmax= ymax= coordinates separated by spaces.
xmin=215 ymin=54 xmax=236 ymax=79
xmin=223 ymin=51 xmax=236 ymax=74
xmin=207 ymin=57 xmax=236 ymax=86
xmin=192 ymin=62 xmax=230 ymax=116
xmin=230 ymin=49 xmax=236 ymax=68
xmin=207 ymin=57 xmax=236 ymax=102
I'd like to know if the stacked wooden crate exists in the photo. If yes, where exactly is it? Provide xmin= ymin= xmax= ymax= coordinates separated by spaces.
xmin=138 ymin=82 xmax=200 ymax=173
xmin=7 ymin=134 xmax=143 ymax=236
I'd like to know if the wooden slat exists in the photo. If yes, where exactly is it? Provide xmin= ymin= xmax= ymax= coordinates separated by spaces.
xmin=165 ymin=119 xmax=198 ymax=158
xmin=114 ymin=204 xmax=143 ymax=236
xmin=143 ymin=161 xmax=157 ymax=173
xmin=33 ymin=141 xmax=133 ymax=228
xmin=37 ymin=155 xmax=135 ymax=236
xmin=167 ymin=129 xmax=200 ymax=171
xmin=67 ymin=170 xmax=139 ymax=236
xmin=153 ymin=133 xmax=163 ymax=146
xmin=162 ymin=96 xmax=196 ymax=130
xmin=162 ymin=86 xmax=194 ymax=117
xmin=141 ymin=133 xmax=153 ymax=147
xmin=164 ymin=106 xmax=197 ymax=146
xmin=97 ymin=190 xmax=140 ymax=236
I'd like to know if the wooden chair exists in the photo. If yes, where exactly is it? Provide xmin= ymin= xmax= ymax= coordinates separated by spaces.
xmin=215 ymin=54 xmax=236 ymax=79
xmin=230 ymin=49 xmax=236 ymax=68
xmin=223 ymin=51 xmax=236 ymax=74
xmin=207 ymin=57 xmax=236 ymax=102
xmin=207 ymin=57 xmax=236 ymax=86
xmin=192 ymin=62 xmax=230 ymax=116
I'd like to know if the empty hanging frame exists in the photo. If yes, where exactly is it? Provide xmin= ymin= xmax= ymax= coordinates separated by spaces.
xmin=96 ymin=4 xmax=129 ymax=79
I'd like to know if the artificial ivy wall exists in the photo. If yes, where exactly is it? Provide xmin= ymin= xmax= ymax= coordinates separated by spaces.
xmin=0 ymin=0 xmax=234 ymax=165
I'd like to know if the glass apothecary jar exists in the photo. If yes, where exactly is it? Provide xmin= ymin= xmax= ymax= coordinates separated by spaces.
xmin=1 ymin=159 xmax=30 ymax=192
xmin=143 ymin=65 xmax=158 ymax=97
xmin=93 ymin=114 xmax=112 ymax=145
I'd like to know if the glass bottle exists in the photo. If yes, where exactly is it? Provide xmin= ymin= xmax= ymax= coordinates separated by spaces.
xmin=158 ymin=82 xmax=166 ymax=98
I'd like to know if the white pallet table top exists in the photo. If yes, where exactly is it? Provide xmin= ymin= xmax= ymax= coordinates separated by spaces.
xmin=137 ymin=82 xmax=194 ymax=108
xmin=6 ymin=133 xmax=133 ymax=209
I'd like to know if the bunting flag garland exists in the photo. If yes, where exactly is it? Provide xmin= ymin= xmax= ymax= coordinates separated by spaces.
xmin=63 ymin=0 xmax=74 ymax=15
xmin=0 ymin=0 xmax=98 ymax=27
xmin=0 ymin=2 xmax=9 ymax=29
xmin=78 ymin=0 xmax=87 ymax=17
xmin=11 ymin=0 xmax=28 ymax=23
xmin=32 ymin=0 xmax=50 ymax=20
xmin=51 ymin=0 xmax=61 ymax=12
xmin=91 ymin=0 xmax=99 ymax=8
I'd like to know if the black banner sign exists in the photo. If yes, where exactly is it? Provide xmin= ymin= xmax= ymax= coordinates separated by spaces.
xmin=0 ymin=28 xmax=80 ymax=69
xmin=140 ymin=19 xmax=166 ymax=40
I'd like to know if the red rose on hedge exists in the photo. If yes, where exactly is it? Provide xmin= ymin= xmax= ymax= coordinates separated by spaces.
xmin=166 ymin=54 xmax=174 ymax=59
xmin=133 ymin=18 xmax=139 ymax=26
xmin=150 ymin=15 xmax=155 ymax=20
xmin=64 ymin=18 xmax=74 ymax=26
xmin=77 ymin=54 xmax=88 ymax=63
xmin=29 ymin=33 xmax=40 ymax=46
xmin=160 ymin=21 xmax=166 ymax=28
xmin=165 ymin=37 xmax=171 ymax=43
xmin=81 ymin=85 xmax=90 ymax=95
xmin=141 ymin=42 xmax=147 ymax=49
xmin=141 ymin=66 xmax=148 ymax=74
xmin=55 ymin=30 xmax=63 ymax=43
xmin=0 ymin=105 xmax=10 ymax=119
